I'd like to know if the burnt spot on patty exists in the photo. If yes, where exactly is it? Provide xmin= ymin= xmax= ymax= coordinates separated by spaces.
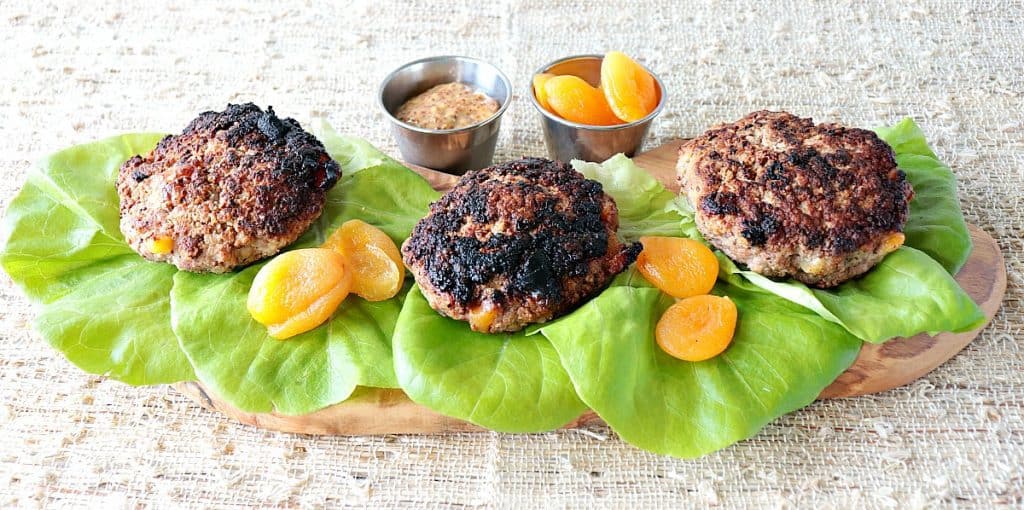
xmin=740 ymin=214 xmax=780 ymax=247
xmin=765 ymin=161 xmax=786 ymax=182
xmin=182 ymin=103 xmax=339 ymax=191
xmin=700 ymin=191 xmax=740 ymax=215
xmin=402 ymin=157 xmax=640 ymax=333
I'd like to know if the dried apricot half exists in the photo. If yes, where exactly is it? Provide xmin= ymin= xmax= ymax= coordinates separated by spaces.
xmin=881 ymin=232 xmax=905 ymax=254
xmin=601 ymin=51 xmax=658 ymax=123
xmin=637 ymin=236 xmax=719 ymax=299
xmin=247 ymin=248 xmax=352 ymax=340
xmin=323 ymin=219 xmax=405 ymax=302
xmin=149 ymin=236 xmax=173 ymax=255
xmin=532 ymin=73 xmax=556 ymax=111
xmin=544 ymin=75 xmax=622 ymax=126
xmin=656 ymin=295 xmax=737 ymax=362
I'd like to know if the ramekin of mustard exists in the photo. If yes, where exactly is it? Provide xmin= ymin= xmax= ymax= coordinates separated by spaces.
xmin=379 ymin=56 xmax=512 ymax=174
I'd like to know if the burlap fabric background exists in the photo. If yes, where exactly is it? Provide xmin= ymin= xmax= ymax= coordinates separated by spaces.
xmin=1 ymin=0 xmax=1021 ymax=507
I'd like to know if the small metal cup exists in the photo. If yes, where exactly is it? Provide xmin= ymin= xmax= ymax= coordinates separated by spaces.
xmin=379 ymin=56 xmax=512 ymax=174
xmin=530 ymin=54 xmax=666 ymax=163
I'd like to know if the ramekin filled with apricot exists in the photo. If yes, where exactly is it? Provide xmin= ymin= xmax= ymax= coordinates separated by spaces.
xmin=530 ymin=52 xmax=665 ymax=163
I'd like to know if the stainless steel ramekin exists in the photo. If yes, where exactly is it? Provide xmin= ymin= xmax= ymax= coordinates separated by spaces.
xmin=379 ymin=56 xmax=512 ymax=174
xmin=530 ymin=54 xmax=666 ymax=163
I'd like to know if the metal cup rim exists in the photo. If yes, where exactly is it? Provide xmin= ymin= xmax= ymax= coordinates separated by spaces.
xmin=528 ymin=53 xmax=666 ymax=131
xmin=378 ymin=55 xmax=513 ymax=135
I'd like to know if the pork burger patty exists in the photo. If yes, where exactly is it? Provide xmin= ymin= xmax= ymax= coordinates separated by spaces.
xmin=677 ymin=111 xmax=913 ymax=288
xmin=118 ymin=103 xmax=340 ymax=273
xmin=402 ymin=157 xmax=641 ymax=333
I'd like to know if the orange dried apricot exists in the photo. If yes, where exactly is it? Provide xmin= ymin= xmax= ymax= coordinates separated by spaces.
xmin=247 ymin=248 xmax=352 ymax=340
xmin=656 ymin=295 xmax=737 ymax=362
xmin=322 ymin=219 xmax=405 ymax=302
xmin=467 ymin=301 xmax=498 ymax=333
xmin=601 ymin=51 xmax=658 ymax=123
xmin=532 ymin=73 xmax=556 ymax=111
xmin=636 ymin=236 xmax=719 ymax=299
xmin=881 ymin=232 xmax=905 ymax=254
xmin=543 ymin=75 xmax=622 ymax=126
xmin=149 ymin=236 xmax=173 ymax=255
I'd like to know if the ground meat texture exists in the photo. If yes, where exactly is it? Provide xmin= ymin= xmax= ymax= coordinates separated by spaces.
xmin=402 ymin=157 xmax=641 ymax=333
xmin=677 ymin=111 xmax=913 ymax=288
xmin=117 ymin=103 xmax=340 ymax=273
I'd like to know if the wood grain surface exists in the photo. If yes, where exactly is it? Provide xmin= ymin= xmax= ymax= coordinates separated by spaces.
xmin=175 ymin=140 xmax=1007 ymax=435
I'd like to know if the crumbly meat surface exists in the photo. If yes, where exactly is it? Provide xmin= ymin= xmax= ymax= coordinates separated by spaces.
xmin=677 ymin=111 xmax=913 ymax=288
xmin=402 ymin=157 xmax=641 ymax=333
xmin=117 ymin=103 xmax=340 ymax=273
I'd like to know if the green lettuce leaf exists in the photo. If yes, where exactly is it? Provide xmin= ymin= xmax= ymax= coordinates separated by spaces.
xmin=309 ymin=162 xmax=440 ymax=247
xmin=303 ymin=124 xmax=441 ymax=247
xmin=717 ymin=248 xmax=984 ymax=342
xmin=392 ymin=286 xmax=587 ymax=432
xmin=170 ymin=156 xmax=439 ymax=414
xmin=538 ymin=282 xmax=861 ymax=458
xmin=0 ymin=134 xmax=195 ymax=384
xmin=873 ymin=118 xmax=972 ymax=274
xmin=314 ymin=120 xmax=401 ymax=176
xmin=171 ymin=266 xmax=406 ymax=415
xmin=573 ymin=155 xmax=699 ymax=240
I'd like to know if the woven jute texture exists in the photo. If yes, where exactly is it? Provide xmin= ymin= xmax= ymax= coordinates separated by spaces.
xmin=1 ymin=0 xmax=1022 ymax=507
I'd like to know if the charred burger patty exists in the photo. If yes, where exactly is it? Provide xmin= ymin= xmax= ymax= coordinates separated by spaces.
xmin=677 ymin=111 xmax=913 ymax=288
xmin=402 ymin=157 xmax=640 ymax=333
xmin=118 ymin=103 xmax=340 ymax=273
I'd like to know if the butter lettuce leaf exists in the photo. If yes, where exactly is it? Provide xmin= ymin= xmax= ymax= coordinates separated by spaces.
xmin=171 ymin=266 xmax=406 ymax=415
xmin=873 ymin=118 xmax=972 ymax=274
xmin=300 ymin=126 xmax=441 ymax=247
xmin=312 ymin=161 xmax=440 ymax=247
xmin=573 ymin=155 xmax=700 ymax=241
xmin=538 ymin=281 xmax=861 ymax=458
xmin=314 ymin=120 xmax=402 ymax=176
xmin=170 ymin=153 xmax=439 ymax=414
xmin=0 ymin=134 xmax=195 ymax=385
xmin=392 ymin=286 xmax=587 ymax=432
xmin=718 ymin=248 xmax=984 ymax=343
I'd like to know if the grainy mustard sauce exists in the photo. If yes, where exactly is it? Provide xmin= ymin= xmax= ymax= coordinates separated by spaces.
xmin=396 ymin=82 xmax=499 ymax=130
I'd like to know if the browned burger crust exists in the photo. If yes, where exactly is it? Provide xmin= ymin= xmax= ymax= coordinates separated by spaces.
xmin=677 ymin=111 xmax=913 ymax=288
xmin=402 ymin=157 xmax=641 ymax=333
xmin=118 ymin=103 xmax=340 ymax=273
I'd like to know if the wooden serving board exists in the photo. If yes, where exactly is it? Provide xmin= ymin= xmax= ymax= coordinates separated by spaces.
xmin=175 ymin=140 xmax=1006 ymax=435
